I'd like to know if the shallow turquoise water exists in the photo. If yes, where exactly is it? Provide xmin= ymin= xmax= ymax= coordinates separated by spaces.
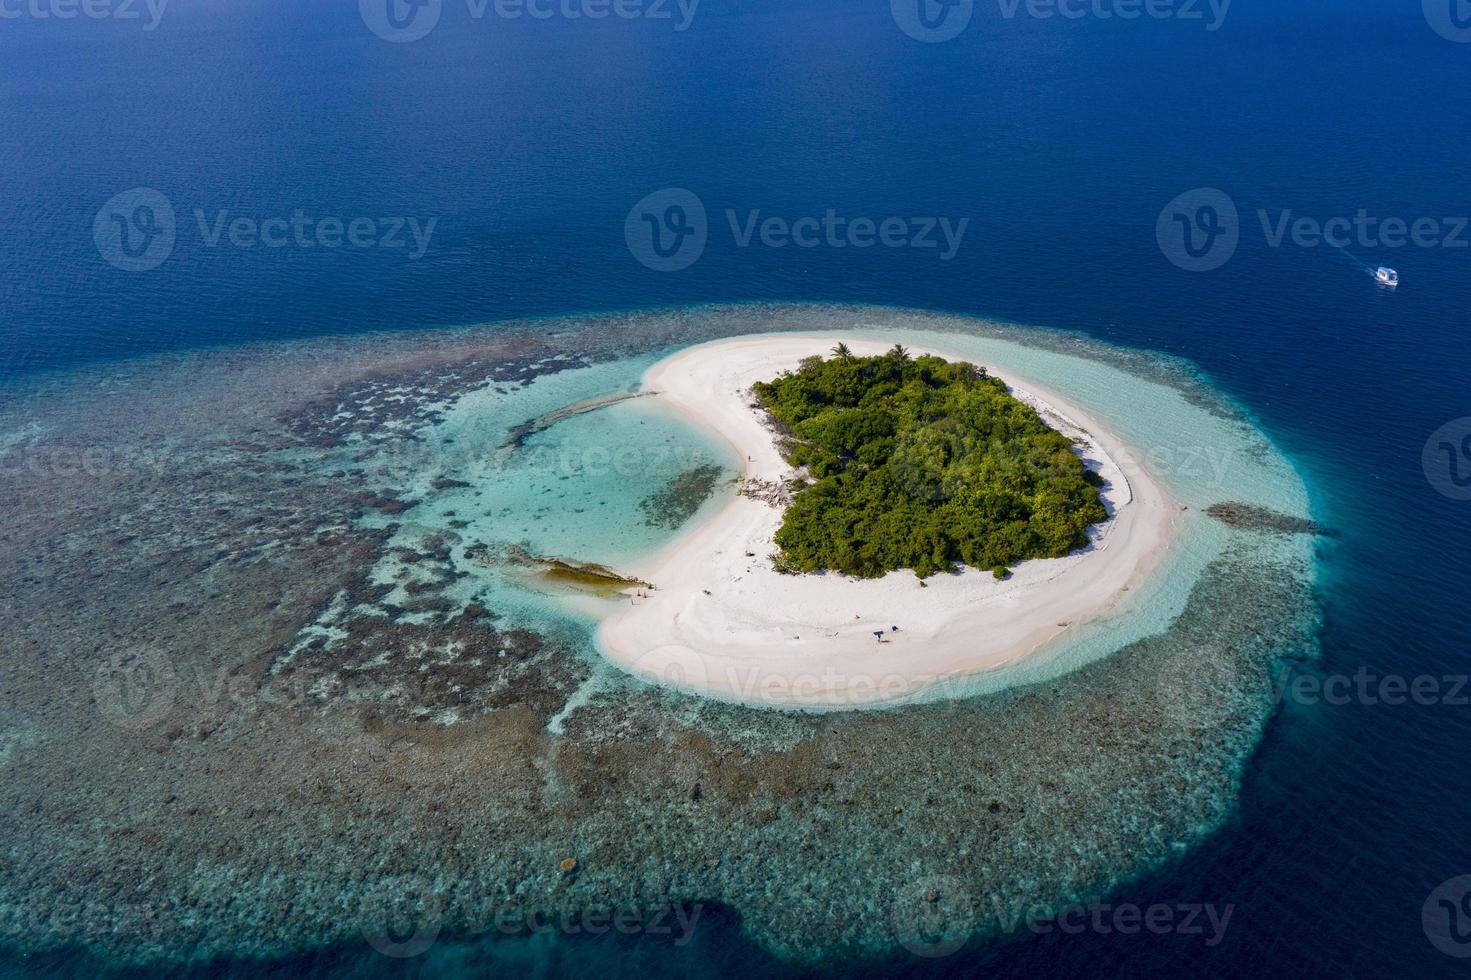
xmin=427 ymin=354 xmax=736 ymax=560
xmin=402 ymin=327 xmax=1314 ymax=707
xmin=361 ymin=351 xmax=742 ymax=645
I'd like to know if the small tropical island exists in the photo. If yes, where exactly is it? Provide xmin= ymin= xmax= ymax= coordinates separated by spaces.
xmin=596 ymin=334 xmax=1178 ymax=709
xmin=753 ymin=344 xmax=1107 ymax=580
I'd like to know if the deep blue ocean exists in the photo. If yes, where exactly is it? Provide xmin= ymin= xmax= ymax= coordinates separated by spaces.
xmin=3 ymin=0 xmax=1471 ymax=976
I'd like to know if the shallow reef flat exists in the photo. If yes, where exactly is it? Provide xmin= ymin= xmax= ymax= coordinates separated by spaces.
xmin=0 ymin=304 xmax=1321 ymax=965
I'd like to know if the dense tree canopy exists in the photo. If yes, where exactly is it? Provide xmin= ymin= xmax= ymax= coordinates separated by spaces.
xmin=751 ymin=345 xmax=1107 ymax=579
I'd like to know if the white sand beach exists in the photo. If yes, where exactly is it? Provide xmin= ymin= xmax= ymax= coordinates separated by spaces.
xmin=595 ymin=334 xmax=1180 ymax=709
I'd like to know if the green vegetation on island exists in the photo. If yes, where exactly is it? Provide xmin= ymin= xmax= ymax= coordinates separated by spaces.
xmin=751 ymin=344 xmax=1108 ymax=579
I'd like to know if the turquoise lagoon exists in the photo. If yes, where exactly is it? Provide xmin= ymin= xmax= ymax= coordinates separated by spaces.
xmin=338 ymin=350 xmax=745 ymax=688
xmin=356 ymin=319 xmax=1314 ymax=708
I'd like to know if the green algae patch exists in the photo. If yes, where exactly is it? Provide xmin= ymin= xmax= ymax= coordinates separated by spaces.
xmin=639 ymin=462 xmax=728 ymax=529
xmin=467 ymin=542 xmax=649 ymax=598
xmin=1205 ymin=501 xmax=1333 ymax=536
xmin=539 ymin=557 xmax=649 ymax=595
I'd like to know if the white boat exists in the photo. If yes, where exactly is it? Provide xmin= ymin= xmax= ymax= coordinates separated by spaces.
xmin=1374 ymin=266 xmax=1399 ymax=286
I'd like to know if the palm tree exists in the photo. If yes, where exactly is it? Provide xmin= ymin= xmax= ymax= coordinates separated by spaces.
xmin=888 ymin=343 xmax=910 ymax=362
xmin=831 ymin=342 xmax=853 ymax=361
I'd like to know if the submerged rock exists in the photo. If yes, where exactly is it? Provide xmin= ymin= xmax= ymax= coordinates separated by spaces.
xmin=1205 ymin=502 xmax=1332 ymax=536
xmin=469 ymin=542 xmax=651 ymax=597
xmin=639 ymin=462 xmax=728 ymax=529
xmin=501 ymin=389 xmax=653 ymax=451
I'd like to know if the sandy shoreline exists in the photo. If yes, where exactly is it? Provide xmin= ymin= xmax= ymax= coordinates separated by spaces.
xmin=594 ymin=334 xmax=1180 ymax=709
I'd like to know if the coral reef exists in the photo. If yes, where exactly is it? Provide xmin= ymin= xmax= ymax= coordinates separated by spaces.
xmin=0 ymin=306 xmax=1318 ymax=967
xmin=639 ymin=463 xmax=727 ymax=530
xmin=1205 ymin=502 xmax=1332 ymax=536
